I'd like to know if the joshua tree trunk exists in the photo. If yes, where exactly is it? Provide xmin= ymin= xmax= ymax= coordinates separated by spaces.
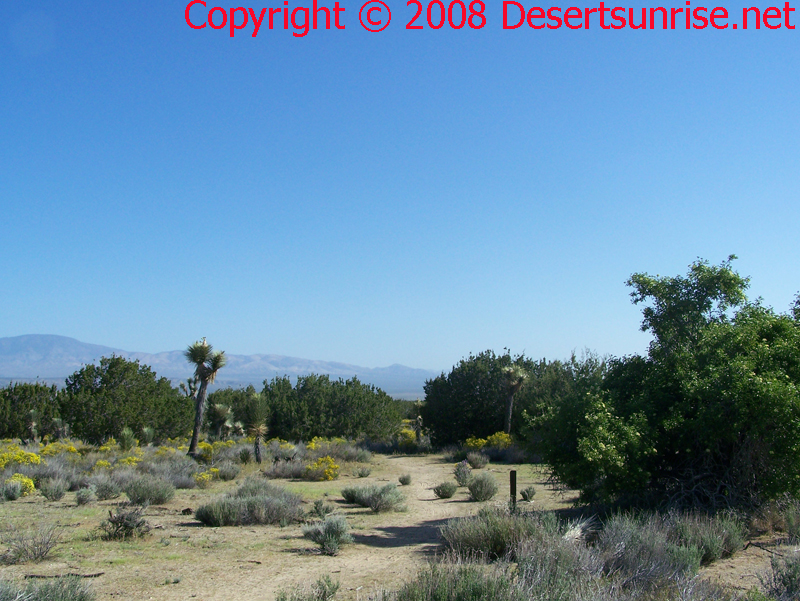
xmin=187 ymin=380 xmax=209 ymax=458
xmin=254 ymin=436 xmax=263 ymax=464
xmin=504 ymin=392 xmax=515 ymax=435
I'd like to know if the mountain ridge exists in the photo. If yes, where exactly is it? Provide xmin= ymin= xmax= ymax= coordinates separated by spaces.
xmin=0 ymin=335 xmax=436 ymax=399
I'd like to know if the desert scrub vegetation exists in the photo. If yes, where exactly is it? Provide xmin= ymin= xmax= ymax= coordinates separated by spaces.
xmin=433 ymin=481 xmax=457 ymax=499
xmin=98 ymin=505 xmax=151 ymax=540
xmin=75 ymin=486 xmax=96 ymax=505
xmin=303 ymin=514 xmax=353 ymax=555
xmin=275 ymin=576 xmax=340 ymax=601
xmin=123 ymin=474 xmax=175 ymax=505
xmin=304 ymin=456 xmax=340 ymax=481
xmin=0 ymin=524 xmax=61 ymax=565
xmin=466 ymin=451 xmax=489 ymax=469
xmin=0 ymin=576 xmax=95 ymax=601
xmin=430 ymin=506 xmax=747 ymax=601
xmin=520 ymin=485 xmax=536 ymax=502
xmin=399 ymin=473 xmax=411 ymax=486
xmin=341 ymin=483 xmax=406 ymax=513
xmin=39 ymin=477 xmax=68 ymax=501
xmin=468 ymin=472 xmax=498 ymax=501
xmin=453 ymin=460 xmax=472 ymax=487
xmin=195 ymin=477 xmax=303 ymax=526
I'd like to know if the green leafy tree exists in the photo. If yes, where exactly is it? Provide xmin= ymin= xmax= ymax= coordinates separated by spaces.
xmin=261 ymin=375 xmax=401 ymax=442
xmin=184 ymin=339 xmax=227 ymax=459
xmin=61 ymin=356 xmax=190 ymax=444
xmin=422 ymin=350 xmax=534 ymax=446
xmin=534 ymin=258 xmax=800 ymax=507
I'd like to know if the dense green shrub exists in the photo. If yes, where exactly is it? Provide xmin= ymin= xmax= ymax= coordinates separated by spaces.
xmin=263 ymin=374 xmax=401 ymax=441
xmin=399 ymin=474 xmax=411 ymax=486
xmin=0 ymin=382 xmax=61 ymax=441
xmin=520 ymin=486 xmax=536 ymax=502
xmin=123 ymin=475 xmax=175 ymax=505
xmin=302 ymin=515 xmax=353 ymax=555
xmin=60 ymin=356 xmax=191 ymax=445
xmin=433 ymin=481 xmax=457 ymax=499
xmin=468 ymin=472 xmax=498 ymax=501
xmin=532 ymin=259 xmax=800 ymax=507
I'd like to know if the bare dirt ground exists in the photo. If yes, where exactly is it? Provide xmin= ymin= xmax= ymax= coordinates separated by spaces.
xmin=0 ymin=454 xmax=783 ymax=600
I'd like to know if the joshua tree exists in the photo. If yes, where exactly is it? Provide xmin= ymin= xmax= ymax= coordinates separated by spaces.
xmin=243 ymin=391 xmax=269 ymax=464
xmin=206 ymin=403 xmax=233 ymax=440
xmin=184 ymin=339 xmax=227 ymax=459
xmin=501 ymin=365 xmax=528 ymax=434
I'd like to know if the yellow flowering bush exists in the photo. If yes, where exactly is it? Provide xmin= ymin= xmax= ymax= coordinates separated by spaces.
xmin=5 ymin=473 xmax=35 ymax=496
xmin=155 ymin=446 xmax=177 ymax=458
xmin=464 ymin=437 xmax=488 ymax=451
xmin=0 ymin=446 xmax=42 ymax=470
xmin=194 ymin=471 xmax=214 ymax=488
xmin=398 ymin=428 xmax=417 ymax=450
xmin=99 ymin=438 xmax=117 ymax=452
xmin=40 ymin=441 xmax=79 ymax=457
xmin=117 ymin=455 xmax=141 ymax=467
xmin=304 ymin=456 xmax=340 ymax=481
xmin=306 ymin=436 xmax=325 ymax=451
xmin=486 ymin=432 xmax=513 ymax=449
xmin=197 ymin=441 xmax=214 ymax=463
xmin=94 ymin=460 xmax=112 ymax=471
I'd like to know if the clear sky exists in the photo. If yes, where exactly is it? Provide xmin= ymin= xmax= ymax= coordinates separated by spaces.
xmin=2 ymin=2 xmax=797 ymax=372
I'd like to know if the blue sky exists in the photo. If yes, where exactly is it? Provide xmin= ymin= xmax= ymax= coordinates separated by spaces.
xmin=2 ymin=2 xmax=797 ymax=371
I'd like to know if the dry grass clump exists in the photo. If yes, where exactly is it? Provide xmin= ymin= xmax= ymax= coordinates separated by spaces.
xmin=0 ymin=575 xmax=95 ymax=601
xmin=0 ymin=524 xmax=61 ymax=565
xmin=275 ymin=576 xmax=340 ymax=601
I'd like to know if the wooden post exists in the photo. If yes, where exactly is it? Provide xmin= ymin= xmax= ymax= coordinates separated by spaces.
xmin=510 ymin=470 xmax=517 ymax=511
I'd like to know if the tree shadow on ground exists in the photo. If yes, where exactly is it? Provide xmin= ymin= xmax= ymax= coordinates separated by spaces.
xmin=350 ymin=518 xmax=449 ymax=556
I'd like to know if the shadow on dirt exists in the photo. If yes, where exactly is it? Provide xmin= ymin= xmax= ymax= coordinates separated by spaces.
xmin=351 ymin=518 xmax=449 ymax=555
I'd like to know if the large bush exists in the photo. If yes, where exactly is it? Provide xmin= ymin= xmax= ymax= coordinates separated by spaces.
xmin=532 ymin=257 xmax=800 ymax=507
xmin=263 ymin=374 xmax=401 ymax=441
xmin=0 ymin=382 xmax=61 ymax=441
xmin=60 ymin=356 xmax=192 ymax=444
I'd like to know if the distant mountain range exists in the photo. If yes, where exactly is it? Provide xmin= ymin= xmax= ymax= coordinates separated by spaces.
xmin=0 ymin=335 xmax=437 ymax=399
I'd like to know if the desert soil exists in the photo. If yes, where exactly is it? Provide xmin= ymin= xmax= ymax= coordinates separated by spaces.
xmin=0 ymin=454 xmax=783 ymax=600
